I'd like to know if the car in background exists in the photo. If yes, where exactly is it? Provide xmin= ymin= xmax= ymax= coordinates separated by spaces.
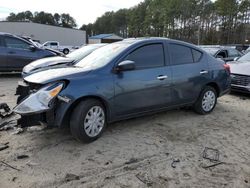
xmin=42 ymin=41 xmax=79 ymax=54
xmin=22 ymin=43 xmax=107 ymax=77
xmin=244 ymin=47 xmax=250 ymax=54
xmin=0 ymin=32 xmax=61 ymax=72
xmin=21 ymin=36 xmax=65 ymax=56
xmin=228 ymin=52 xmax=250 ymax=93
xmin=14 ymin=38 xmax=231 ymax=142
xmin=235 ymin=44 xmax=249 ymax=53
xmin=200 ymin=45 xmax=243 ymax=62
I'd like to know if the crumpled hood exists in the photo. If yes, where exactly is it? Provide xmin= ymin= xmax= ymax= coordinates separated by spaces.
xmin=23 ymin=56 xmax=73 ymax=74
xmin=24 ymin=66 xmax=91 ymax=84
xmin=228 ymin=61 xmax=250 ymax=76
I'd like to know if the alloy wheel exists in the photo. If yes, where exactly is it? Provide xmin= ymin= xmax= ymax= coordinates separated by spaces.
xmin=83 ymin=106 xmax=105 ymax=137
xmin=202 ymin=90 xmax=216 ymax=112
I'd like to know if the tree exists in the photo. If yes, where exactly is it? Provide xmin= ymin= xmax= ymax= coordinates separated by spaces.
xmin=54 ymin=13 xmax=61 ymax=26
xmin=33 ymin=11 xmax=55 ymax=25
xmin=85 ymin=0 xmax=250 ymax=44
xmin=61 ymin=13 xmax=77 ymax=28
xmin=6 ymin=13 xmax=17 ymax=21
xmin=5 ymin=11 xmax=77 ymax=28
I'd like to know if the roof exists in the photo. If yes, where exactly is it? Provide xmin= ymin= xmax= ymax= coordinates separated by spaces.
xmin=89 ymin=34 xmax=123 ymax=40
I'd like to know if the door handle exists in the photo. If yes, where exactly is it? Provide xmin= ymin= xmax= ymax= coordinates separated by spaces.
xmin=8 ymin=51 xmax=16 ymax=54
xmin=200 ymin=70 xmax=208 ymax=74
xmin=157 ymin=75 xmax=168 ymax=80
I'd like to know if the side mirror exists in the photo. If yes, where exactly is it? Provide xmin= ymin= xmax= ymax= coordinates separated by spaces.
xmin=29 ymin=45 xmax=36 ymax=52
xmin=115 ymin=60 xmax=135 ymax=72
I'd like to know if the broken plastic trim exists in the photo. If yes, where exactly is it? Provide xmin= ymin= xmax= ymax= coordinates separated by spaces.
xmin=57 ymin=95 xmax=71 ymax=103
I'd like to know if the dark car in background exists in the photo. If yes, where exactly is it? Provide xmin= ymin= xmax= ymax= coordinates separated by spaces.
xmin=14 ymin=38 xmax=231 ymax=142
xmin=228 ymin=52 xmax=250 ymax=93
xmin=22 ymin=43 xmax=107 ymax=77
xmin=0 ymin=32 xmax=60 ymax=72
xmin=200 ymin=46 xmax=243 ymax=62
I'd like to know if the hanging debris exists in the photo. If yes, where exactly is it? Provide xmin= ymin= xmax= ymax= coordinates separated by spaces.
xmin=0 ymin=103 xmax=13 ymax=119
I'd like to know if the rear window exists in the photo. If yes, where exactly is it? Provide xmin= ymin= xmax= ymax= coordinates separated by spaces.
xmin=50 ymin=42 xmax=58 ymax=46
xmin=192 ymin=49 xmax=202 ymax=62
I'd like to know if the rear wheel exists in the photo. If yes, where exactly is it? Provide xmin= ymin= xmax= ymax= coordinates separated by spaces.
xmin=70 ymin=99 xmax=106 ymax=142
xmin=193 ymin=86 xmax=217 ymax=115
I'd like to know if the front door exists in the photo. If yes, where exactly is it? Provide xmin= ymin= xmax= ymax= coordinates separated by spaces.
xmin=113 ymin=43 xmax=172 ymax=117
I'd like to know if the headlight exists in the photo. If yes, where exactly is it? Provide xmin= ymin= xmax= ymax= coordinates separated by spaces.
xmin=14 ymin=82 xmax=64 ymax=115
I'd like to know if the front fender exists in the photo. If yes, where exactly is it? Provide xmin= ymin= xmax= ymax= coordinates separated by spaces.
xmin=52 ymin=73 xmax=114 ymax=128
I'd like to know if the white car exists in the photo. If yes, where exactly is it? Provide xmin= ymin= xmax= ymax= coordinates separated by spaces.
xmin=43 ymin=41 xmax=79 ymax=54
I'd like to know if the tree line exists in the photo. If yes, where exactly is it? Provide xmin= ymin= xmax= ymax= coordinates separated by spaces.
xmin=81 ymin=0 xmax=250 ymax=45
xmin=6 ymin=11 xmax=77 ymax=28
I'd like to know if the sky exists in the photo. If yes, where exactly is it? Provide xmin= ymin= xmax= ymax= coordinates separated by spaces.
xmin=0 ymin=0 xmax=143 ymax=27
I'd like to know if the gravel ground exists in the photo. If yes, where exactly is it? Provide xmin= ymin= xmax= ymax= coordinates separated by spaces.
xmin=0 ymin=75 xmax=250 ymax=188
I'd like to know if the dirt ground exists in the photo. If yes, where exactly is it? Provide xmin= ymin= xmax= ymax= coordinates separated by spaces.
xmin=0 ymin=75 xmax=250 ymax=188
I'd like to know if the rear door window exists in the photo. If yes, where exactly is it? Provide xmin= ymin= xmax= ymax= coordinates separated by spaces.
xmin=125 ymin=44 xmax=165 ymax=69
xmin=4 ymin=36 xmax=30 ymax=50
xmin=170 ymin=44 xmax=193 ymax=65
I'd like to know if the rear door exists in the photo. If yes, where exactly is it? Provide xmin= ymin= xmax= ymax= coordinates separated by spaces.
xmin=169 ymin=43 xmax=209 ymax=105
xmin=113 ymin=42 xmax=172 ymax=116
xmin=4 ymin=36 xmax=38 ymax=71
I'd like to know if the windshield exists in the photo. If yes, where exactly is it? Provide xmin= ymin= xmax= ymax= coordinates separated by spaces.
xmin=238 ymin=52 xmax=250 ymax=61
xmin=75 ymin=43 xmax=131 ymax=69
xmin=66 ymin=45 xmax=100 ymax=61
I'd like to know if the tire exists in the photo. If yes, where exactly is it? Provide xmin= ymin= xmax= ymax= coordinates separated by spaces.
xmin=193 ymin=86 xmax=217 ymax=115
xmin=70 ymin=99 xmax=106 ymax=143
xmin=63 ymin=48 xmax=69 ymax=54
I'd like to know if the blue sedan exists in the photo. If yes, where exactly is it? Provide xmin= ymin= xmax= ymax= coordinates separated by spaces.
xmin=14 ymin=38 xmax=231 ymax=142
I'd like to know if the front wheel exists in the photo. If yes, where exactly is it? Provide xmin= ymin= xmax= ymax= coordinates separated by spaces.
xmin=193 ymin=86 xmax=217 ymax=115
xmin=70 ymin=99 xmax=106 ymax=142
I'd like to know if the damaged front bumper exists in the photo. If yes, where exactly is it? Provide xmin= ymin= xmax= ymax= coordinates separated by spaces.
xmin=16 ymin=109 xmax=56 ymax=127
xmin=15 ymin=81 xmax=67 ymax=127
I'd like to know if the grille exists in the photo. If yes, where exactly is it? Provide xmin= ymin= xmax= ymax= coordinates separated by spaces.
xmin=231 ymin=74 xmax=250 ymax=86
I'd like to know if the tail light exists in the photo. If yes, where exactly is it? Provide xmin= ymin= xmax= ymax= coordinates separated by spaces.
xmin=223 ymin=64 xmax=231 ymax=73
